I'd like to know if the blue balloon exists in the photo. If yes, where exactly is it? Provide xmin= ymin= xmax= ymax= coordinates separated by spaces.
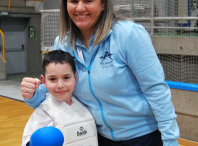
xmin=29 ymin=126 xmax=64 ymax=146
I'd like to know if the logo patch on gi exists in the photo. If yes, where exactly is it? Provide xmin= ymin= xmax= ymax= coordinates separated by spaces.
xmin=100 ymin=50 xmax=114 ymax=68
xmin=77 ymin=127 xmax=87 ymax=136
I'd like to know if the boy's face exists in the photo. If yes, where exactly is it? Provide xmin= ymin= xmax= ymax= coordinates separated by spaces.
xmin=41 ymin=62 xmax=77 ymax=105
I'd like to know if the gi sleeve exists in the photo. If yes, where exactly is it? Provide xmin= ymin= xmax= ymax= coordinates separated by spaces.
xmin=124 ymin=23 xmax=180 ymax=146
xmin=22 ymin=108 xmax=53 ymax=146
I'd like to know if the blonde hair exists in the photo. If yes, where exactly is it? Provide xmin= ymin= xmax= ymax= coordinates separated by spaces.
xmin=59 ymin=0 xmax=127 ymax=49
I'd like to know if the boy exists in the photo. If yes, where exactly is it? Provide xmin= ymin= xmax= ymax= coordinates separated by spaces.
xmin=22 ymin=50 xmax=98 ymax=146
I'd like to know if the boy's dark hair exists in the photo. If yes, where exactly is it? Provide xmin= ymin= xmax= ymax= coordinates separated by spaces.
xmin=42 ymin=50 xmax=76 ymax=76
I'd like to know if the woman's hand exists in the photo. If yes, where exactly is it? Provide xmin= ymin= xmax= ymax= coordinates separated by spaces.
xmin=21 ymin=77 xmax=41 ymax=99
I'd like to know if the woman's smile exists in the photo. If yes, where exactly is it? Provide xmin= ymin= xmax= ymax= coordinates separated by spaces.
xmin=67 ymin=0 xmax=105 ymax=33
xmin=75 ymin=14 xmax=89 ymax=18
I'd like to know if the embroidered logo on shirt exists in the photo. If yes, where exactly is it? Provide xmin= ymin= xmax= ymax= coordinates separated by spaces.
xmin=77 ymin=127 xmax=87 ymax=136
xmin=100 ymin=51 xmax=114 ymax=68
xmin=100 ymin=51 xmax=113 ymax=63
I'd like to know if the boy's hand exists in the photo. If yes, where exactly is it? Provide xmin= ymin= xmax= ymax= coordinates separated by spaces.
xmin=21 ymin=77 xmax=41 ymax=99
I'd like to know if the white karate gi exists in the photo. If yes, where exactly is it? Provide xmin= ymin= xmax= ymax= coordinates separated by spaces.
xmin=22 ymin=93 xmax=97 ymax=146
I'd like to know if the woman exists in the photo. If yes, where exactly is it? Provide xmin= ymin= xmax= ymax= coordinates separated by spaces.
xmin=21 ymin=0 xmax=180 ymax=145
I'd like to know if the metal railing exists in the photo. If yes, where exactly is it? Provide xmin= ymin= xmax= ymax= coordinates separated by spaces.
xmin=0 ymin=29 xmax=5 ymax=62
xmin=132 ymin=17 xmax=198 ymax=35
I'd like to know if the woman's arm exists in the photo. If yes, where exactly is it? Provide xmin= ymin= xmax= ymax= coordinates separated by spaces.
xmin=24 ymin=84 xmax=48 ymax=109
xmin=124 ymin=23 xmax=179 ymax=146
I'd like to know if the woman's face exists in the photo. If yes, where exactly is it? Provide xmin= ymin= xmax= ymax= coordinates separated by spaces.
xmin=67 ymin=0 xmax=105 ymax=33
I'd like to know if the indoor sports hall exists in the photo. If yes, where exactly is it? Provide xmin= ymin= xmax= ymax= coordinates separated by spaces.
xmin=0 ymin=0 xmax=198 ymax=145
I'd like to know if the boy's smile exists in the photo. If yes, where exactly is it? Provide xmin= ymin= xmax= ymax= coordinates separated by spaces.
xmin=41 ymin=62 xmax=77 ymax=105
